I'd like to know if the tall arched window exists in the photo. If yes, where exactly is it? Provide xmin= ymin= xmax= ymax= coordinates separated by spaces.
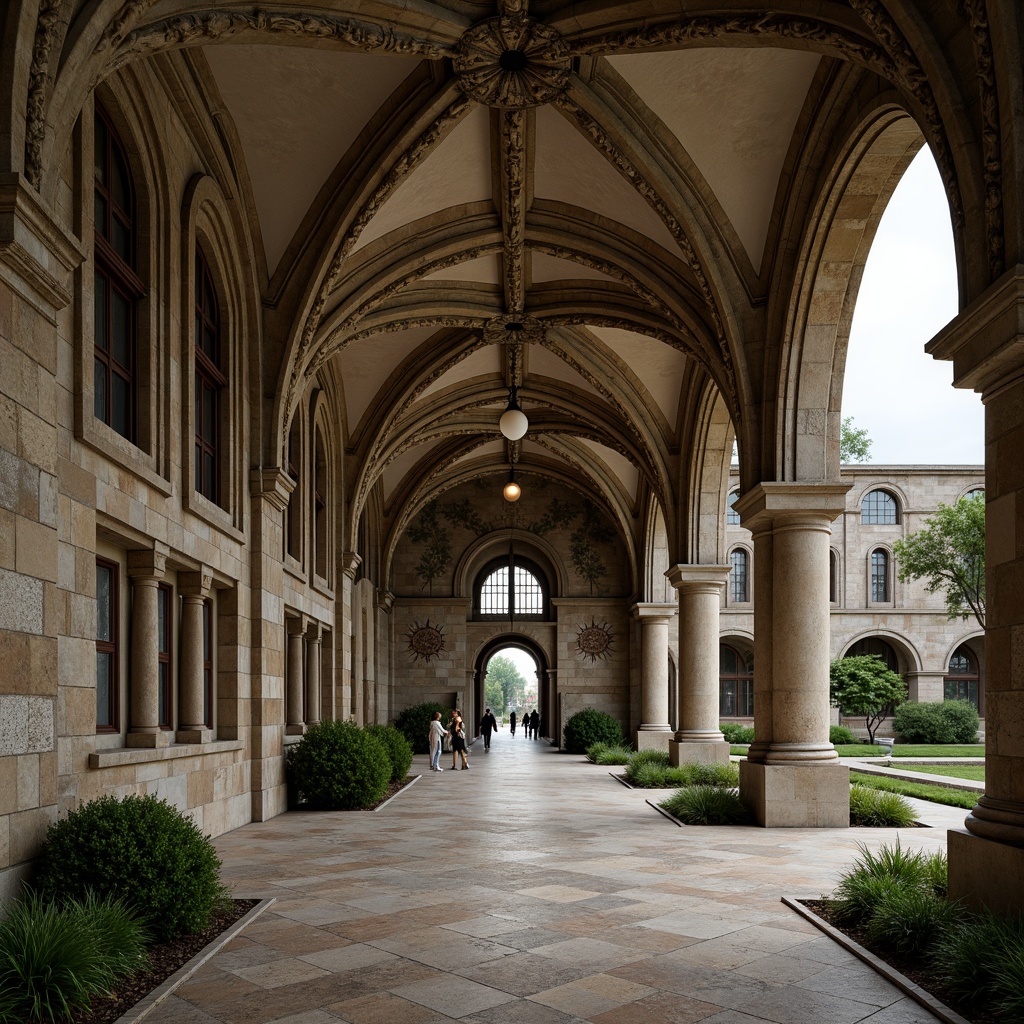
xmin=475 ymin=556 xmax=547 ymax=620
xmin=94 ymin=103 xmax=143 ymax=441
xmin=829 ymin=550 xmax=839 ymax=603
xmin=719 ymin=645 xmax=753 ymax=717
xmin=729 ymin=549 xmax=748 ymax=602
xmin=285 ymin=418 xmax=301 ymax=561
xmin=194 ymin=247 xmax=226 ymax=503
xmin=314 ymin=429 xmax=328 ymax=579
xmin=861 ymin=489 xmax=899 ymax=524
xmin=944 ymin=645 xmax=980 ymax=708
xmin=726 ymin=490 xmax=741 ymax=525
xmin=870 ymin=549 xmax=890 ymax=602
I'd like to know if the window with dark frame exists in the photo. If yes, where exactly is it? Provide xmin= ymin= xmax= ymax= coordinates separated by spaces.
xmin=944 ymin=645 xmax=980 ymax=708
xmin=95 ymin=559 xmax=119 ymax=731
xmin=726 ymin=490 xmax=740 ymax=525
xmin=286 ymin=420 xmax=301 ymax=560
xmin=719 ymin=645 xmax=754 ymax=717
xmin=870 ymin=548 xmax=889 ymax=602
xmin=829 ymin=550 xmax=839 ymax=603
xmin=861 ymin=489 xmax=899 ymax=524
xmin=94 ymin=103 xmax=143 ymax=442
xmin=314 ymin=430 xmax=327 ymax=578
xmin=194 ymin=247 xmax=226 ymax=504
xmin=476 ymin=556 xmax=547 ymax=620
xmin=729 ymin=549 xmax=748 ymax=602
xmin=157 ymin=582 xmax=172 ymax=729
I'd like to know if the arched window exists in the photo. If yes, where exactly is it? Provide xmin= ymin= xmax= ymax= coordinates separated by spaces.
xmin=720 ymin=645 xmax=753 ymax=717
xmin=94 ymin=103 xmax=143 ymax=441
xmin=285 ymin=417 xmax=301 ymax=561
xmin=726 ymin=490 xmax=740 ymax=525
xmin=965 ymin=488 xmax=984 ymax=502
xmin=870 ymin=549 xmax=889 ymax=602
xmin=314 ymin=428 xmax=328 ymax=579
xmin=475 ymin=556 xmax=547 ymax=620
xmin=944 ymin=644 xmax=980 ymax=708
xmin=194 ymin=246 xmax=226 ymax=503
xmin=861 ymin=489 xmax=899 ymax=524
xmin=829 ymin=550 xmax=839 ymax=603
xmin=848 ymin=636 xmax=899 ymax=673
xmin=729 ymin=549 xmax=748 ymax=602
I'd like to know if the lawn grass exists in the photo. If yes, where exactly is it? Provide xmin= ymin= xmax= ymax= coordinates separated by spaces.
xmin=849 ymin=770 xmax=979 ymax=810
xmin=896 ymin=764 xmax=985 ymax=782
xmin=833 ymin=744 xmax=985 ymax=758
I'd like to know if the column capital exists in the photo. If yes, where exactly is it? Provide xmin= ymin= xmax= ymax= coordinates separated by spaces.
xmin=927 ymin=263 xmax=1024 ymax=396
xmin=630 ymin=602 xmax=677 ymax=622
xmin=342 ymin=551 xmax=362 ymax=579
xmin=179 ymin=567 xmax=213 ymax=597
xmin=665 ymin=564 xmax=730 ymax=592
xmin=377 ymin=589 xmax=395 ymax=612
xmin=250 ymin=467 xmax=296 ymax=512
xmin=127 ymin=543 xmax=168 ymax=580
xmin=734 ymin=482 xmax=850 ymax=533
xmin=306 ymin=619 xmax=323 ymax=642
xmin=286 ymin=614 xmax=308 ymax=637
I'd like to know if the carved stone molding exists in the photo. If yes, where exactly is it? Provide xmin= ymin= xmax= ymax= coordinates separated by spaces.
xmin=454 ymin=15 xmax=571 ymax=109
xmin=500 ymin=109 xmax=528 ymax=313
xmin=23 ymin=0 xmax=65 ymax=188
xmin=250 ymin=467 xmax=296 ymax=512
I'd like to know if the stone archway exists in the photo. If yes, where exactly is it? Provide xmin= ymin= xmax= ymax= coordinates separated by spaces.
xmin=473 ymin=634 xmax=551 ymax=742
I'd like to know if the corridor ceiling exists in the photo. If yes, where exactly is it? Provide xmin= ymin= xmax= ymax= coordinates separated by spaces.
xmin=118 ymin=0 xmax=918 ymax=547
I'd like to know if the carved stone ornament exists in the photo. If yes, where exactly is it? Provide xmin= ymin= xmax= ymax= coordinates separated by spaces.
xmin=454 ymin=15 xmax=572 ymax=108
xmin=575 ymin=619 xmax=614 ymax=663
xmin=406 ymin=620 xmax=448 ymax=662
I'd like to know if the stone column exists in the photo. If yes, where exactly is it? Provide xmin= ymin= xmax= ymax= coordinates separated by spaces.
xmin=734 ymin=483 xmax=850 ymax=826
xmin=665 ymin=566 xmax=731 ymax=765
xmin=177 ymin=568 xmax=213 ymax=743
xmin=342 ymin=552 xmax=362 ymax=721
xmin=632 ymin=603 xmax=676 ymax=751
xmin=545 ymin=669 xmax=557 ymax=742
xmin=305 ymin=621 xmax=322 ymax=727
xmin=285 ymin=616 xmax=306 ymax=735
xmin=928 ymin=267 xmax=1024 ymax=913
xmin=126 ymin=545 xmax=169 ymax=748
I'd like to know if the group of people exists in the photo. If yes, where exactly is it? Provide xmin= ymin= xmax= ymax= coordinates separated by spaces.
xmin=509 ymin=708 xmax=540 ymax=739
xmin=427 ymin=706 xmax=541 ymax=772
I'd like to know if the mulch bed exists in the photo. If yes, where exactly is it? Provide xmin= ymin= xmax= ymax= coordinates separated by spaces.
xmin=72 ymin=899 xmax=259 ymax=1024
xmin=801 ymin=899 xmax=1000 ymax=1024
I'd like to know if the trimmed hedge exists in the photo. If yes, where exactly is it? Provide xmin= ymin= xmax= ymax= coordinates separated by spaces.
xmin=288 ymin=719 xmax=391 ymax=810
xmin=720 ymin=723 xmax=755 ymax=744
xmin=365 ymin=724 xmax=414 ymax=783
xmin=394 ymin=702 xmax=453 ymax=754
xmin=562 ymin=709 xmax=624 ymax=753
xmin=893 ymin=700 xmax=979 ymax=744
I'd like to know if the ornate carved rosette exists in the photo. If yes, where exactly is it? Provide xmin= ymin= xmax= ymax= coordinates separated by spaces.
xmin=482 ymin=313 xmax=545 ymax=345
xmin=406 ymin=620 xmax=447 ymax=661
xmin=575 ymin=619 xmax=614 ymax=662
xmin=454 ymin=16 xmax=571 ymax=108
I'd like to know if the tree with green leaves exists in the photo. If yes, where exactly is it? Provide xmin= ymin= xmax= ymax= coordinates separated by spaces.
xmin=893 ymin=492 xmax=985 ymax=629
xmin=840 ymin=416 xmax=873 ymax=463
xmin=829 ymin=655 xmax=908 ymax=743
xmin=484 ymin=654 xmax=527 ymax=715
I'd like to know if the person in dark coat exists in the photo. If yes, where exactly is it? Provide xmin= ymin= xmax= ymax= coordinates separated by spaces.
xmin=530 ymin=709 xmax=539 ymax=739
xmin=480 ymin=708 xmax=499 ymax=750
xmin=509 ymin=709 xmax=517 ymax=736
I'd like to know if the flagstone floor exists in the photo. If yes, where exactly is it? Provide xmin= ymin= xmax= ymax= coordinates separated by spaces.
xmin=154 ymin=733 xmax=966 ymax=1024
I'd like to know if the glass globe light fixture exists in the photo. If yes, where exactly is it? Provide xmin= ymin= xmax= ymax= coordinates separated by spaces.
xmin=499 ymin=385 xmax=528 ymax=441
xmin=503 ymin=466 xmax=522 ymax=502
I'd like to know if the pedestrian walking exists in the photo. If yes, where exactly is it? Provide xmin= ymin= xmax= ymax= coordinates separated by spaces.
xmin=428 ymin=711 xmax=448 ymax=772
xmin=509 ymin=709 xmax=517 ymax=736
xmin=530 ymin=708 xmax=539 ymax=739
xmin=480 ymin=708 xmax=499 ymax=749
xmin=449 ymin=709 xmax=469 ymax=769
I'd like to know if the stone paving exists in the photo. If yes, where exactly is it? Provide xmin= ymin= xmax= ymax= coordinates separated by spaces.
xmin=154 ymin=734 xmax=968 ymax=1024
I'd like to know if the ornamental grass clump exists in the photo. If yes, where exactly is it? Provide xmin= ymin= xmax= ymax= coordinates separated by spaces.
xmin=364 ymin=723 xmax=413 ymax=783
xmin=288 ymin=719 xmax=391 ymax=810
xmin=849 ymin=783 xmax=917 ymax=828
xmin=593 ymin=745 xmax=633 ymax=766
xmin=34 ymin=794 xmax=229 ymax=941
xmin=932 ymin=912 xmax=1024 ymax=1017
xmin=664 ymin=763 xmax=739 ymax=788
xmin=865 ymin=885 xmax=962 ymax=957
xmin=562 ymin=708 xmax=624 ymax=753
xmin=659 ymin=785 xmax=749 ymax=825
xmin=586 ymin=741 xmax=609 ymax=761
xmin=624 ymin=750 xmax=669 ymax=785
xmin=0 ymin=891 xmax=148 ymax=1024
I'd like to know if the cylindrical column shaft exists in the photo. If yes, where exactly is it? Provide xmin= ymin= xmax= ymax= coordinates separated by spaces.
xmin=305 ymin=624 xmax=322 ymax=726
xmin=286 ymin=622 xmax=305 ymax=728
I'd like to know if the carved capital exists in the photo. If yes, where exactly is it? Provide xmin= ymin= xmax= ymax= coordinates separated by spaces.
xmin=250 ymin=467 xmax=296 ymax=512
xmin=342 ymin=551 xmax=363 ymax=580
xmin=127 ymin=542 xmax=169 ymax=580
xmin=179 ymin=568 xmax=214 ymax=598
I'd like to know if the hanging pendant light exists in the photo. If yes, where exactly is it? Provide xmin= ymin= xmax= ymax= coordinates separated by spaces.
xmin=499 ymin=385 xmax=529 ymax=441
xmin=503 ymin=464 xmax=522 ymax=502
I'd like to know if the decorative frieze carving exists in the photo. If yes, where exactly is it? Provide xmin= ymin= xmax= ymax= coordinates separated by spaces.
xmin=500 ymin=109 xmax=528 ymax=314
xmin=23 ymin=0 xmax=66 ymax=188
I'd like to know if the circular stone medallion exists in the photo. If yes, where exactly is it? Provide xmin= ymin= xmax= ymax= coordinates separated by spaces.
xmin=407 ymin=621 xmax=447 ymax=662
xmin=454 ymin=16 xmax=572 ymax=108
xmin=576 ymin=619 xmax=614 ymax=662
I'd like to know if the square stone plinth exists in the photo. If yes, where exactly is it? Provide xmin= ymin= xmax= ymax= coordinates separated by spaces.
xmin=948 ymin=828 xmax=1024 ymax=915
xmin=635 ymin=731 xmax=671 ymax=753
xmin=669 ymin=739 xmax=731 ymax=766
xmin=740 ymin=760 xmax=850 ymax=827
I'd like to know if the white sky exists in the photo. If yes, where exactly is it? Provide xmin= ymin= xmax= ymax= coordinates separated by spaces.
xmin=843 ymin=147 xmax=984 ymax=465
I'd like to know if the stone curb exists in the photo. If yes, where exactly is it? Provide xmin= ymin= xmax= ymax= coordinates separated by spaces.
xmin=646 ymin=798 xmax=685 ymax=826
xmin=114 ymin=898 xmax=275 ymax=1024
xmin=374 ymin=773 xmax=421 ymax=811
xmin=782 ymin=896 xmax=972 ymax=1024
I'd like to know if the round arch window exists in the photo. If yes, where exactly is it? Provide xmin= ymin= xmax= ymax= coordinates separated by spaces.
xmin=474 ymin=555 xmax=548 ymax=620
xmin=944 ymin=644 xmax=981 ymax=709
xmin=847 ymin=636 xmax=899 ymax=673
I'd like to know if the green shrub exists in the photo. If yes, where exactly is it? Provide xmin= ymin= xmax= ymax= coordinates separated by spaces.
xmin=893 ymin=700 xmax=979 ymax=744
xmin=830 ymin=843 xmax=944 ymax=926
xmin=0 ymin=891 xmax=148 ymax=1024
xmin=720 ymin=723 xmax=755 ymax=744
xmin=364 ymin=724 xmax=413 ymax=783
xmin=849 ymin=784 xmax=917 ymax=827
xmin=664 ymin=762 xmax=740 ymax=788
xmin=562 ymin=709 xmax=624 ymax=753
xmin=34 ymin=794 xmax=229 ymax=941
xmin=865 ymin=886 xmax=962 ymax=956
xmin=288 ymin=719 xmax=391 ymax=811
xmin=830 ymin=725 xmax=856 ymax=744
xmin=594 ymin=746 xmax=633 ymax=766
xmin=394 ymin=702 xmax=452 ymax=754
xmin=659 ymin=786 xmax=749 ymax=825
xmin=628 ymin=763 xmax=668 ymax=788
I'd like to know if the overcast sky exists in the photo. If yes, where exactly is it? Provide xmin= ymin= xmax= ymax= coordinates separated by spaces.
xmin=842 ymin=147 xmax=984 ymax=465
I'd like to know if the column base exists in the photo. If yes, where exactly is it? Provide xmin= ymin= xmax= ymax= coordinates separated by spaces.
xmin=740 ymin=760 xmax=849 ymax=827
xmin=669 ymin=739 xmax=731 ymax=766
xmin=635 ymin=730 xmax=672 ymax=753
xmin=948 ymin=828 xmax=1024 ymax=915
xmin=126 ymin=730 xmax=172 ymax=749
xmin=176 ymin=727 xmax=214 ymax=744
xmin=285 ymin=724 xmax=306 ymax=736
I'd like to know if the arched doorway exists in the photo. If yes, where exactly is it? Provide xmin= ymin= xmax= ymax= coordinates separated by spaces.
xmin=473 ymin=635 xmax=549 ymax=741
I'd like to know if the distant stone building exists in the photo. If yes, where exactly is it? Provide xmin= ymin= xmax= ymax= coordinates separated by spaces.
xmin=721 ymin=466 xmax=986 ymax=727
